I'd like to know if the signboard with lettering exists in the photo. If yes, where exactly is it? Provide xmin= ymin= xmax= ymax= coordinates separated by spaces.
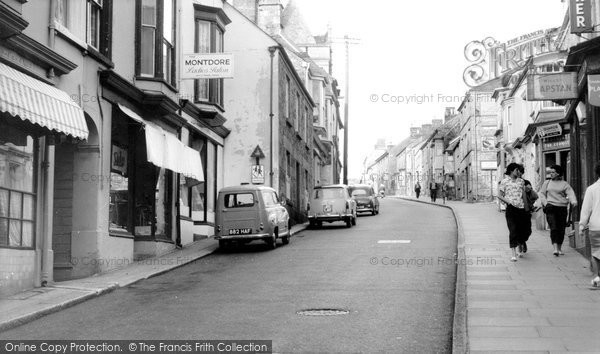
xmin=588 ymin=74 xmax=600 ymax=107
xmin=537 ymin=123 xmax=563 ymax=139
xmin=570 ymin=0 xmax=593 ymax=34
xmin=527 ymin=72 xmax=578 ymax=100
xmin=542 ymin=135 xmax=570 ymax=151
xmin=182 ymin=53 xmax=234 ymax=79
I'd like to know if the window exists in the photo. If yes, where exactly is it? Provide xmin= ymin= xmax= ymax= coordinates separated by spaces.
xmin=194 ymin=20 xmax=224 ymax=105
xmin=261 ymin=191 xmax=278 ymax=207
xmin=0 ymin=127 xmax=36 ymax=248
xmin=86 ymin=0 xmax=103 ymax=49
xmin=138 ymin=0 xmax=176 ymax=85
xmin=225 ymin=193 xmax=254 ymax=208
xmin=295 ymin=92 xmax=300 ymax=131
xmin=284 ymin=76 xmax=290 ymax=118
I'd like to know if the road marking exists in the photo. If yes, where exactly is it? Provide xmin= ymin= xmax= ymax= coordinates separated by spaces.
xmin=377 ymin=240 xmax=411 ymax=244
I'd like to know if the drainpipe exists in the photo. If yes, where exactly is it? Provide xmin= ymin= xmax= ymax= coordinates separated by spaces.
xmin=41 ymin=136 xmax=56 ymax=286
xmin=268 ymin=46 xmax=277 ymax=187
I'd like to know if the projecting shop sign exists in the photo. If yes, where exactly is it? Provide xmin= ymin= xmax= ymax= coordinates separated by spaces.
xmin=182 ymin=53 xmax=234 ymax=79
xmin=570 ymin=0 xmax=593 ymax=34
xmin=537 ymin=123 xmax=562 ymax=139
xmin=588 ymin=74 xmax=600 ymax=107
xmin=527 ymin=72 xmax=578 ymax=100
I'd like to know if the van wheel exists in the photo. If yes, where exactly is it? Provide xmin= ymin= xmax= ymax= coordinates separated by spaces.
xmin=267 ymin=232 xmax=277 ymax=250
xmin=316 ymin=221 xmax=323 ymax=228
xmin=351 ymin=215 xmax=356 ymax=226
xmin=346 ymin=218 xmax=352 ymax=228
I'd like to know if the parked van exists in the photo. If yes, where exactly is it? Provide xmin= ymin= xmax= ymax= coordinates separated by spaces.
xmin=308 ymin=185 xmax=357 ymax=228
xmin=215 ymin=185 xmax=290 ymax=249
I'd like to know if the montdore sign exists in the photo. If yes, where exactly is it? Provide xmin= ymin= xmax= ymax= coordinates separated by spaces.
xmin=182 ymin=53 xmax=234 ymax=79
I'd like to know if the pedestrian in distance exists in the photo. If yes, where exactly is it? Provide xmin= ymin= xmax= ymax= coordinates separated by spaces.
xmin=441 ymin=180 xmax=448 ymax=204
xmin=414 ymin=182 xmax=421 ymax=199
xmin=430 ymin=181 xmax=437 ymax=203
xmin=578 ymin=163 xmax=600 ymax=288
xmin=539 ymin=164 xmax=577 ymax=257
xmin=522 ymin=178 xmax=538 ymax=253
xmin=497 ymin=163 xmax=529 ymax=262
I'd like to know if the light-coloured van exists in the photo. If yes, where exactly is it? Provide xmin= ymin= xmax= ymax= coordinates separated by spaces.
xmin=215 ymin=185 xmax=290 ymax=249
xmin=307 ymin=185 xmax=357 ymax=228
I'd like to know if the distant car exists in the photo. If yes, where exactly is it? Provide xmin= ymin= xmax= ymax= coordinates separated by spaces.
xmin=349 ymin=184 xmax=379 ymax=215
xmin=215 ymin=185 xmax=290 ymax=249
xmin=308 ymin=185 xmax=357 ymax=228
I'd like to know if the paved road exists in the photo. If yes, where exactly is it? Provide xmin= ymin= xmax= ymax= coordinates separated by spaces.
xmin=1 ymin=198 xmax=457 ymax=353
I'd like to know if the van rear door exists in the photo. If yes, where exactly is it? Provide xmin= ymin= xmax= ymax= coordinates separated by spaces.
xmin=221 ymin=192 xmax=260 ymax=235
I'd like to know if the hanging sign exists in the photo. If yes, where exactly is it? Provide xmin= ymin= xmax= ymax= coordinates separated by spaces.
xmin=527 ymin=72 xmax=578 ymax=100
xmin=537 ymin=123 xmax=563 ymax=139
xmin=570 ymin=0 xmax=593 ymax=34
xmin=588 ymin=74 xmax=600 ymax=107
xmin=182 ymin=53 xmax=234 ymax=79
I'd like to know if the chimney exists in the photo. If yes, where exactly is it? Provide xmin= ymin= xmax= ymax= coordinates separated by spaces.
xmin=421 ymin=124 xmax=433 ymax=137
xmin=444 ymin=107 xmax=456 ymax=122
xmin=257 ymin=0 xmax=284 ymax=36
xmin=230 ymin=0 xmax=259 ymax=23
xmin=431 ymin=119 xmax=443 ymax=128
xmin=375 ymin=138 xmax=386 ymax=150
xmin=410 ymin=127 xmax=421 ymax=138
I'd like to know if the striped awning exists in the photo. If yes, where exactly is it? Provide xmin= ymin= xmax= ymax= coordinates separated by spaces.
xmin=0 ymin=62 xmax=88 ymax=140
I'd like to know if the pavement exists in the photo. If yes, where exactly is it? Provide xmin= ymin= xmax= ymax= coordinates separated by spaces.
xmin=0 ymin=223 xmax=308 ymax=333
xmin=397 ymin=196 xmax=600 ymax=353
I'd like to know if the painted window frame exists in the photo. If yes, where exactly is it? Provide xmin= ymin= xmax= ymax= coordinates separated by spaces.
xmin=136 ymin=0 xmax=177 ymax=87
xmin=193 ymin=5 xmax=228 ymax=108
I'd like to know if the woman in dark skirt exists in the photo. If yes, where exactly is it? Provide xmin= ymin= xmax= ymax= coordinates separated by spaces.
xmin=539 ymin=165 xmax=577 ymax=256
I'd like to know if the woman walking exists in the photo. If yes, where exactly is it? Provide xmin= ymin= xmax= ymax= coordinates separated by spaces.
xmin=579 ymin=163 xmax=600 ymax=287
xmin=498 ymin=163 xmax=529 ymax=261
xmin=539 ymin=165 xmax=577 ymax=256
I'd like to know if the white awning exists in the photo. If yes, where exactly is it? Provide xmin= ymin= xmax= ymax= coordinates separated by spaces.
xmin=117 ymin=104 xmax=204 ymax=181
xmin=0 ymin=62 xmax=88 ymax=139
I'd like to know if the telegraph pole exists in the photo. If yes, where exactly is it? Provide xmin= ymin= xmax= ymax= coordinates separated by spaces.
xmin=343 ymin=35 xmax=350 ymax=185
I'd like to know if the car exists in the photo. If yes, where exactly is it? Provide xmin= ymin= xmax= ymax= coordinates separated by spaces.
xmin=349 ymin=184 xmax=380 ymax=215
xmin=215 ymin=185 xmax=290 ymax=249
xmin=307 ymin=184 xmax=357 ymax=228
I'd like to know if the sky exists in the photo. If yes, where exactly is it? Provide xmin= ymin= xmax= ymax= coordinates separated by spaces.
xmin=294 ymin=0 xmax=568 ymax=180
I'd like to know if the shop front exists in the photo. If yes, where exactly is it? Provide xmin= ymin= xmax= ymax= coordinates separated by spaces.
xmin=0 ymin=61 xmax=88 ymax=296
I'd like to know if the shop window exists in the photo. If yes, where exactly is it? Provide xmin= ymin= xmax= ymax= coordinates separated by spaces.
xmin=109 ymin=113 xmax=173 ymax=239
xmin=138 ymin=0 xmax=177 ymax=86
xmin=0 ymin=126 xmax=36 ymax=248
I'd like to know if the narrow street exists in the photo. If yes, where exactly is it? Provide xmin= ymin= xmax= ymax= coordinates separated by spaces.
xmin=0 ymin=199 xmax=457 ymax=353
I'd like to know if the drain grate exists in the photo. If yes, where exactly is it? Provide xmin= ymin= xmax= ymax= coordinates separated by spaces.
xmin=296 ymin=309 xmax=350 ymax=316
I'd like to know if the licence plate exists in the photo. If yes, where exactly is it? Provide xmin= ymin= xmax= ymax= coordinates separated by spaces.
xmin=228 ymin=228 xmax=252 ymax=235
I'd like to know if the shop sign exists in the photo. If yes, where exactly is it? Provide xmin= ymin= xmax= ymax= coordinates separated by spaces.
xmin=251 ymin=165 xmax=265 ymax=184
xmin=570 ymin=0 xmax=593 ymax=34
xmin=111 ymin=144 xmax=127 ymax=175
xmin=537 ymin=123 xmax=562 ymax=139
xmin=542 ymin=135 xmax=569 ymax=151
xmin=481 ymin=137 xmax=495 ymax=151
xmin=587 ymin=74 xmax=600 ymax=107
xmin=182 ymin=53 xmax=234 ymax=79
xmin=527 ymin=73 xmax=578 ymax=100
xmin=481 ymin=161 xmax=497 ymax=170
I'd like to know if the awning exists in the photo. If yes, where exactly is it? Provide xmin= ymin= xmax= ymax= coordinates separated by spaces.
xmin=117 ymin=104 xmax=204 ymax=181
xmin=0 ymin=62 xmax=88 ymax=139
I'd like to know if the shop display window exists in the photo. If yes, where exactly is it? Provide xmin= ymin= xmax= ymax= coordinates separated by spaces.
xmin=0 ymin=126 xmax=36 ymax=248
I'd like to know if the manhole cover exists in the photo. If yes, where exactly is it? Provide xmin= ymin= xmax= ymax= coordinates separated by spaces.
xmin=296 ymin=309 xmax=350 ymax=316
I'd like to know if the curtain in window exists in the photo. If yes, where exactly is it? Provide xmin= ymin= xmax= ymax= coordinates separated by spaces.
xmin=196 ymin=20 xmax=210 ymax=100
xmin=141 ymin=0 xmax=157 ymax=75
